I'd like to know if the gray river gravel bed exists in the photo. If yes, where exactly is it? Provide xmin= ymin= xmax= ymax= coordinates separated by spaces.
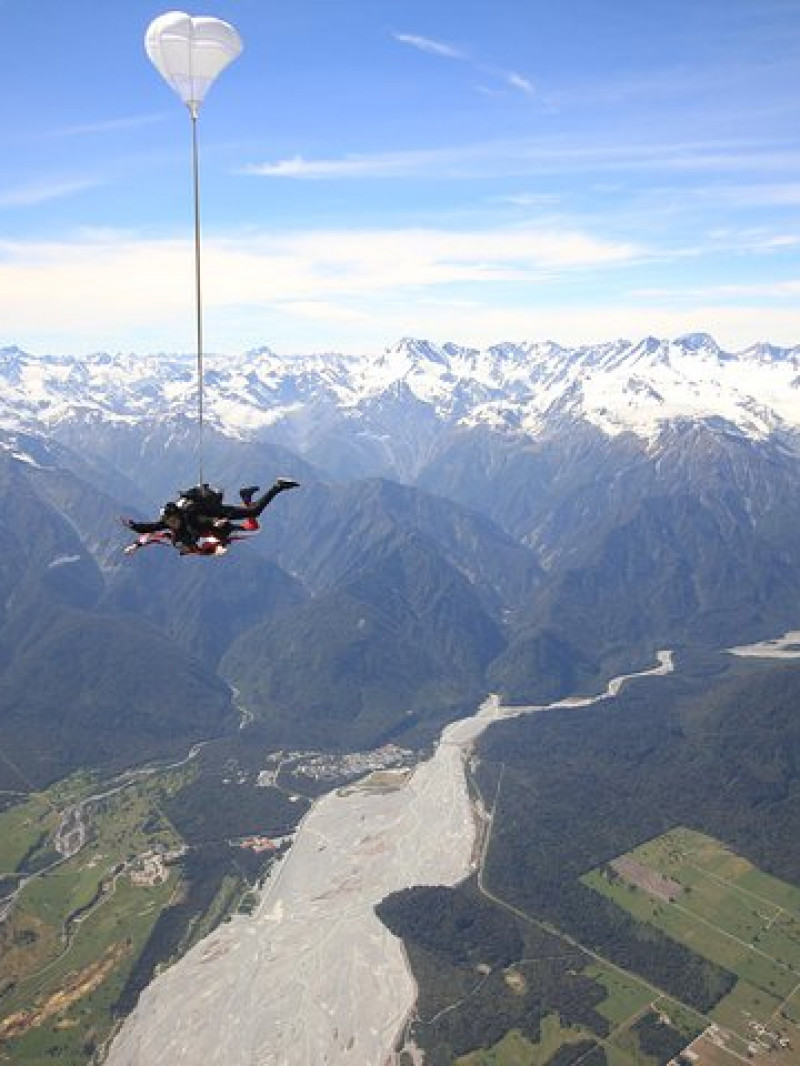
xmin=105 ymin=652 xmax=675 ymax=1066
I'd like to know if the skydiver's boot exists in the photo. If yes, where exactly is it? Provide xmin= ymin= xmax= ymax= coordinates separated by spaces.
xmin=250 ymin=478 xmax=300 ymax=514
xmin=239 ymin=485 xmax=260 ymax=504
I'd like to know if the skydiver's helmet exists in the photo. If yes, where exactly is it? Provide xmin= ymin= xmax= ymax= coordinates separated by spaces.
xmin=179 ymin=483 xmax=224 ymax=512
xmin=161 ymin=501 xmax=183 ymax=528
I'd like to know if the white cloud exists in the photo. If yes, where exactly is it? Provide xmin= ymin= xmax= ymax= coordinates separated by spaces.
xmin=0 ymin=225 xmax=637 ymax=349
xmin=240 ymin=135 xmax=800 ymax=184
xmin=632 ymin=278 xmax=800 ymax=300
xmin=2 ymin=227 xmax=797 ymax=356
xmin=240 ymin=152 xmax=426 ymax=179
xmin=392 ymin=29 xmax=539 ymax=103
xmin=0 ymin=178 xmax=104 ymax=208
xmin=258 ymin=301 xmax=800 ymax=356
xmin=50 ymin=114 xmax=167 ymax=138
xmin=506 ymin=72 xmax=536 ymax=97
xmin=392 ymin=32 xmax=467 ymax=60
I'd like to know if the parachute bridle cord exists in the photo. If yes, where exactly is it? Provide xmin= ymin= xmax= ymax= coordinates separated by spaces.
xmin=144 ymin=11 xmax=242 ymax=490
xmin=190 ymin=104 xmax=205 ymax=486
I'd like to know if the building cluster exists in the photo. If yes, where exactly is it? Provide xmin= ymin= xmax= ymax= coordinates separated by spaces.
xmin=672 ymin=1020 xmax=794 ymax=1065
xmin=129 ymin=852 xmax=168 ymax=887
xmin=291 ymin=744 xmax=413 ymax=783
xmin=236 ymin=836 xmax=277 ymax=854
xmin=746 ymin=1019 xmax=793 ymax=1055
xmin=235 ymin=834 xmax=294 ymax=854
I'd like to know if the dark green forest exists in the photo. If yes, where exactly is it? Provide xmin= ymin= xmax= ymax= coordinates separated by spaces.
xmin=379 ymin=648 xmax=800 ymax=1062
xmin=377 ymin=882 xmax=609 ymax=1065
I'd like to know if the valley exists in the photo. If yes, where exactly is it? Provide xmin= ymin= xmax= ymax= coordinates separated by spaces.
xmin=3 ymin=640 xmax=800 ymax=1066
xmin=2 ymin=334 xmax=800 ymax=1062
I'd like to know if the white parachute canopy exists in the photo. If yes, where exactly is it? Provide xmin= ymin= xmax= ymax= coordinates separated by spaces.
xmin=144 ymin=11 xmax=242 ymax=114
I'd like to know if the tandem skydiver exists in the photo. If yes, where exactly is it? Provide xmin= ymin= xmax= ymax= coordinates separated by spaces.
xmin=123 ymin=478 xmax=300 ymax=555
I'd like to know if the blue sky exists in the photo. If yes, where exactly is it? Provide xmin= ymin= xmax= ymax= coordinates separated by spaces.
xmin=2 ymin=0 xmax=800 ymax=356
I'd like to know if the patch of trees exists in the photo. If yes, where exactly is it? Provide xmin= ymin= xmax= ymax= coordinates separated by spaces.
xmin=17 ymin=835 xmax=61 ymax=877
xmin=633 ymin=1010 xmax=689 ymax=1063
xmin=545 ymin=1042 xmax=607 ymax=1066
xmin=0 ymin=794 xmax=24 ymax=814
xmin=163 ymin=772 xmax=307 ymax=845
xmin=0 ymin=874 xmax=20 ymax=899
xmin=377 ymin=885 xmax=523 ymax=969
xmin=376 ymin=881 xmax=608 ymax=1064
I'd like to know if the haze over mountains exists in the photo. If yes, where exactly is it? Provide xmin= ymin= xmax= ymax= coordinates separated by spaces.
xmin=2 ymin=333 xmax=800 ymax=779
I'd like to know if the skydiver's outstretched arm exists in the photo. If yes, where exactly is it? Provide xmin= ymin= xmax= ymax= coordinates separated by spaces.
xmin=126 ymin=518 xmax=169 ymax=534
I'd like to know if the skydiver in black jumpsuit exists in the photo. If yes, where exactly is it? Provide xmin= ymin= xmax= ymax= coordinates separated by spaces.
xmin=125 ymin=478 xmax=299 ymax=554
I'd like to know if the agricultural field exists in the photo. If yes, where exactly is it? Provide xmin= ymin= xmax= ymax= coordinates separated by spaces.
xmin=456 ymin=1013 xmax=597 ymax=1066
xmin=584 ymin=826 xmax=800 ymax=1063
xmin=0 ymin=793 xmax=59 ymax=876
xmin=0 ymin=766 xmax=192 ymax=1064
xmin=455 ymin=984 xmax=702 ymax=1066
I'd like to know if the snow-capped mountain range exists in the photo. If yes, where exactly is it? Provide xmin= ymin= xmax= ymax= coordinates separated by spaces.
xmin=2 ymin=333 xmax=800 ymax=446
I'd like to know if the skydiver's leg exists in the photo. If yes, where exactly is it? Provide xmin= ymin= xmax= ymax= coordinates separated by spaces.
xmin=218 ymin=478 xmax=300 ymax=519
xmin=248 ymin=478 xmax=300 ymax=515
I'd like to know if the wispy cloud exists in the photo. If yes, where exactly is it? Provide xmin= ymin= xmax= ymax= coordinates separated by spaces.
xmin=50 ymin=113 xmax=167 ymax=138
xmin=2 ymin=228 xmax=798 ymax=354
xmin=240 ymin=152 xmax=423 ymax=179
xmin=694 ymin=182 xmax=800 ymax=209
xmin=632 ymin=278 xmax=800 ymax=301
xmin=392 ymin=29 xmax=537 ymax=101
xmin=0 ymin=178 xmax=104 ymax=209
xmin=240 ymin=135 xmax=800 ymax=184
xmin=392 ymin=32 xmax=467 ymax=60
xmin=505 ymin=72 xmax=536 ymax=97
xmin=240 ymin=141 xmax=543 ymax=180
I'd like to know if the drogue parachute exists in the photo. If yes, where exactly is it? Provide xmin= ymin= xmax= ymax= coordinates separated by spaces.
xmin=145 ymin=11 xmax=242 ymax=116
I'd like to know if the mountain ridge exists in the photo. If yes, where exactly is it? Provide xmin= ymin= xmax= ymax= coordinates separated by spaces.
xmin=3 ymin=334 xmax=800 ymax=461
xmin=3 ymin=330 xmax=800 ymax=770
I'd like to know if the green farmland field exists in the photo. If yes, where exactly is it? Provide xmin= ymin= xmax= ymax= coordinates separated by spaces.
xmin=583 ymin=826 xmax=800 ymax=1056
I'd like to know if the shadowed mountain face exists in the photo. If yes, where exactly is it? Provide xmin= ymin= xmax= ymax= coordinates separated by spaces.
xmin=3 ymin=336 xmax=800 ymax=775
xmin=221 ymin=529 xmax=509 ymax=750
xmin=0 ymin=457 xmax=237 ymax=787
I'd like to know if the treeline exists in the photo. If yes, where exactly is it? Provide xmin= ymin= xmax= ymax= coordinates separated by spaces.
xmin=546 ymin=1044 xmax=607 ymax=1066
xmin=377 ymin=884 xmax=523 ymax=969
xmin=377 ymin=882 xmax=609 ymax=1064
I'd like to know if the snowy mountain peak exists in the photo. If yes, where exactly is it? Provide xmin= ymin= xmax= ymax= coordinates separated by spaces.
xmin=674 ymin=332 xmax=720 ymax=354
xmin=1 ymin=334 xmax=800 ymax=449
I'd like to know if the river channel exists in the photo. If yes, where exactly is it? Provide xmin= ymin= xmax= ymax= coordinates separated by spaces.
xmin=104 ymin=651 xmax=674 ymax=1066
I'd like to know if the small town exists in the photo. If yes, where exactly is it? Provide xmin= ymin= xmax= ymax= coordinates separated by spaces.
xmin=257 ymin=743 xmax=415 ymax=787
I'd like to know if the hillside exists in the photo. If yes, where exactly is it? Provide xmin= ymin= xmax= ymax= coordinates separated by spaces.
xmin=1 ymin=334 xmax=800 ymax=771
xmin=2 ymin=332 xmax=800 ymax=1061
